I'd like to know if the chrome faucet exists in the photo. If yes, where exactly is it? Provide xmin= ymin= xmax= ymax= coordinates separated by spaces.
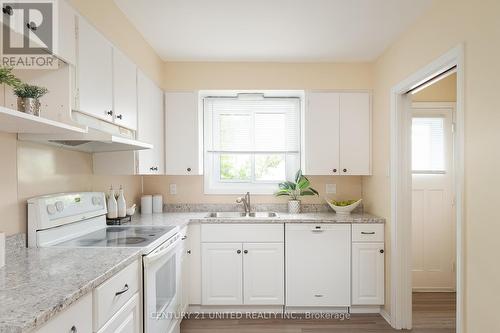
xmin=236 ymin=192 xmax=251 ymax=214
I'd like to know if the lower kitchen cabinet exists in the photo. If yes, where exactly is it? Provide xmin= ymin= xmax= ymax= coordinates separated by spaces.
xmin=188 ymin=223 xmax=202 ymax=305
xmin=96 ymin=293 xmax=141 ymax=333
xmin=352 ymin=243 xmax=385 ymax=305
xmin=285 ymin=224 xmax=351 ymax=307
xmin=201 ymin=242 xmax=243 ymax=305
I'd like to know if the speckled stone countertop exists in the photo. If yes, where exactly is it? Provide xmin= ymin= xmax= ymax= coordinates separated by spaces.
xmin=131 ymin=211 xmax=385 ymax=227
xmin=0 ymin=236 xmax=142 ymax=333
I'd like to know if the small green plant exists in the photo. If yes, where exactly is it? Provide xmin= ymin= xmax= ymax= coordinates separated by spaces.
xmin=0 ymin=66 xmax=21 ymax=88
xmin=13 ymin=83 xmax=48 ymax=99
xmin=275 ymin=170 xmax=319 ymax=200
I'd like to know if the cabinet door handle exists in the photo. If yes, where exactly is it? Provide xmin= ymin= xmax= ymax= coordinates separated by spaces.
xmin=312 ymin=226 xmax=324 ymax=232
xmin=314 ymin=294 xmax=324 ymax=298
xmin=26 ymin=21 xmax=37 ymax=31
xmin=333 ymin=168 xmax=337 ymax=173
xmin=236 ymin=250 xmax=241 ymax=254
xmin=361 ymin=231 xmax=375 ymax=235
xmin=70 ymin=326 xmax=77 ymax=333
xmin=115 ymin=284 xmax=129 ymax=296
xmin=243 ymin=250 xmax=248 ymax=254
xmin=106 ymin=110 xmax=113 ymax=116
xmin=2 ymin=6 xmax=13 ymax=16
xmin=187 ymin=167 xmax=192 ymax=172
xmin=343 ymin=168 xmax=347 ymax=173
xmin=116 ymin=114 xmax=123 ymax=119
xmin=181 ymin=236 xmax=187 ymax=240
xmin=380 ymin=249 xmax=384 ymax=254
xmin=187 ymin=250 xmax=191 ymax=254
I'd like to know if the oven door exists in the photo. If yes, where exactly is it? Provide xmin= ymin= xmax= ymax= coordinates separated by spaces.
xmin=143 ymin=235 xmax=181 ymax=333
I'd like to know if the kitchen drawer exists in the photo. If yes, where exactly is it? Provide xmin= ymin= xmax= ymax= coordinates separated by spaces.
xmin=34 ymin=293 xmax=92 ymax=333
xmin=96 ymin=293 xmax=140 ymax=333
xmin=352 ymin=224 xmax=384 ymax=242
xmin=201 ymin=224 xmax=284 ymax=242
xmin=93 ymin=259 xmax=140 ymax=331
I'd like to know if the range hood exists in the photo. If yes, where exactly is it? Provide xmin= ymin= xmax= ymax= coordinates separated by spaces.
xmin=18 ymin=127 xmax=153 ymax=153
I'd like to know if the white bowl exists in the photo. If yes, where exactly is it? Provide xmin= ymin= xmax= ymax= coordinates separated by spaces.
xmin=325 ymin=198 xmax=362 ymax=215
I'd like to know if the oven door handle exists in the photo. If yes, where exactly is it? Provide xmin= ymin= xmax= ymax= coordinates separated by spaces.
xmin=143 ymin=236 xmax=180 ymax=265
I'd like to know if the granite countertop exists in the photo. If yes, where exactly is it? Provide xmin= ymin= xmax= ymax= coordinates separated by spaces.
xmin=131 ymin=211 xmax=385 ymax=227
xmin=0 ymin=237 xmax=142 ymax=333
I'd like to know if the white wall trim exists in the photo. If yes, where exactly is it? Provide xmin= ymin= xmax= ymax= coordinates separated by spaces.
xmin=380 ymin=308 xmax=391 ymax=326
xmin=389 ymin=44 xmax=464 ymax=332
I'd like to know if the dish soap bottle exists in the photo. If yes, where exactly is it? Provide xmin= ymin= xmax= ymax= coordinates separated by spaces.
xmin=117 ymin=185 xmax=126 ymax=218
xmin=107 ymin=186 xmax=118 ymax=219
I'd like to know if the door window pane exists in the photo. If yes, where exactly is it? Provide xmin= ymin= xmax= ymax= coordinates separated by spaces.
xmin=412 ymin=117 xmax=445 ymax=172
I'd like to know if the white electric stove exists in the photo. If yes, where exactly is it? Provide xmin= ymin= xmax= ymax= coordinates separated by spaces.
xmin=27 ymin=192 xmax=182 ymax=333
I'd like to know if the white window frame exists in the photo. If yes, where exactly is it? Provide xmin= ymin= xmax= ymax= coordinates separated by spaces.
xmin=201 ymin=90 xmax=305 ymax=194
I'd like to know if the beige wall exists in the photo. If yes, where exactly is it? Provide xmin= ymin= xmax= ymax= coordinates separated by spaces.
xmin=146 ymin=62 xmax=375 ymax=204
xmin=412 ymin=73 xmax=457 ymax=102
xmin=363 ymin=0 xmax=500 ymax=330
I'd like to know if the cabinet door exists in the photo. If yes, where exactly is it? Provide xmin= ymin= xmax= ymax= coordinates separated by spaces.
xmin=77 ymin=17 xmax=113 ymax=121
xmin=137 ymin=71 xmax=164 ymax=174
xmin=286 ymin=224 xmax=351 ymax=307
xmin=97 ymin=293 xmax=141 ymax=333
xmin=57 ymin=0 xmax=76 ymax=65
xmin=304 ymin=92 xmax=340 ymax=175
xmin=113 ymin=48 xmax=137 ymax=130
xmin=339 ymin=92 xmax=371 ymax=175
xmin=165 ymin=92 xmax=200 ymax=175
xmin=201 ymin=243 xmax=243 ymax=305
xmin=243 ymin=243 xmax=284 ymax=305
xmin=188 ymin=224 xmax=202 ymax=305
xmin=352 ymin=243 xmax=385 ymax=305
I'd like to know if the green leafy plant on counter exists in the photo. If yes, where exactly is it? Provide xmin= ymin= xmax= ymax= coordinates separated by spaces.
xmin=274 ymin=170 xmax=319 ymax=200
xmin=13 ymin=83 xmax=49 ymax=99
xmin=0 ymin=66 xmax=22 ymax=88
xmin=330 ymin=199 xmax=358 ymax=207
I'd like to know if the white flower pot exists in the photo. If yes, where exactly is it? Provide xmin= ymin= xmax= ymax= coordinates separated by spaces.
xmin=288 ymin=200 xmax=301 ymax=214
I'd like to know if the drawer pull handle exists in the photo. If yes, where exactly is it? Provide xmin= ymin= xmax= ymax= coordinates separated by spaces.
xmin=361 ymin=232 xmax=375 ymax=235
xmin=115 ymin=284 xmax=129 ymax=296
xmin=314 ymin=294 xmax=324 ymax=298
xmin=70 ymin=326 xmax=77 ymax=333
xmin=181 ymin=236 xmax=187 ymax=240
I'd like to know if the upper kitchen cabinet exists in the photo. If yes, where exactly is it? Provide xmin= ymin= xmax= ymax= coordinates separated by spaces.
xmin=136 ymin=70 xmax=164 ymax=174
xmin=112 ymin=48 xmax=137 ymax=130
xmin=76 ymin=16 xmax=113 ymax=122
xmin=165 ymin=91 xmax=202 ymax=175
xmin=304 ymin=91 xmax=371 ymax=176
xmin=57 ymin=0 xmax=77 ymax=65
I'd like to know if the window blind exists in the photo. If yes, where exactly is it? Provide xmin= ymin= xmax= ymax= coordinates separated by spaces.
xmin=412 ymin=117 xmax=445 ymax=172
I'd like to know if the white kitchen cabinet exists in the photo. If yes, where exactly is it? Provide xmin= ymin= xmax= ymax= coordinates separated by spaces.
xmin=304 ymin=91 xmax=371 ymax=175
xmin=136 ymin=70 xmax=164 ymax=174
xmin=339 ymin=92 xmax=371 ymax=175
xmin=286 ymin=224 xmax=351 ymax=307
xmin=165 ymin=91 xmax=201 ymax=175
xmin=179 ymin=226 xmax=190 ymax=312
xmin=34 ymin=293 xmax=92 ymax=333
xmin=201 ymin=242 xmax=243 ymax=305
xmin=112 ymin=48 xmax=137 ymax=130
xmin=97 ymin=293 xmax=141 ymax=333
xmin=77 ymin=16 xmax=113 ymax=122
xmin=243 ymin=243 xmax=284 ymax=305
xmin=57 ymin=0 xmax=77 ymax=65
xmin=188 ymin=223 xmax=202 ymax=305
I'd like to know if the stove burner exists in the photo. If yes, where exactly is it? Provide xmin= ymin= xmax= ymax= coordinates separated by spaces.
xmin=110 ymin=237 xmax=147 ymax=245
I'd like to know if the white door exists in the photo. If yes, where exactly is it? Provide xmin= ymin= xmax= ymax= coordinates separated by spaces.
xmin=113 ymin=48 xmax=137 ymax=130
xmin=77 ymin=17 xmax=113 ymax=121
xmin=339 ymin=92 xmax=371 ymax=175
xmin=352 ymin=243 xmax=385 ymax=305
xmin=411 ymin=105 xmax=455 ymax=291
xmin=137 ymin=71 xmax=164 ymax=174
xmin=285 ymin=224 xmax=351 ymax=307
xmin=243 ymin=243 xmax=284 ymax=305
xmin=165 ymin=91 xmax=200 ymax=175
xmin=201 ymin=243 xmax=243 ymax=305
xmin=304 ymin=92 xmax=340 ymax=175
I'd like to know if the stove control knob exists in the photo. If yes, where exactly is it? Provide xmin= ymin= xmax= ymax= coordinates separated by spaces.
xmin=55 ymin=201 xmax=64 ymax=212
xmin=92 ymin=196 xmax=101 ymax=205
xmin=47 ymin=204 xmax=56 ymax=215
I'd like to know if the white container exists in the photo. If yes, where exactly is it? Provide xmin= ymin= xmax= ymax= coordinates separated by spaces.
xmin=141 ymin=195 xmax=153 ymax=215
xmin=107 ymin=188 xmax=118 ymax=219
xmin=117 ymin=186 xmax=126 ymax=218
xmin=288 ymin=200 xmax=301 ymax=214
xmin=325 ymin=198 xmax=362 ymax=216
xmin=0 ymin=232 xmax=5 ymax=268
xmin=152 ymin=195 xmax=163 ymax=213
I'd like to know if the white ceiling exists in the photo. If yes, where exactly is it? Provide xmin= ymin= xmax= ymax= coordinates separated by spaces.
xmin=114 ymin=0 xmax=433 ymax=62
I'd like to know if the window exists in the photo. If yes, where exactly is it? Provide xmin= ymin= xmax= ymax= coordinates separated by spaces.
xmin=412 ymin=117 xmax=445 ymax=173
xmin=203 ymin=93 xmax=301 ymax=194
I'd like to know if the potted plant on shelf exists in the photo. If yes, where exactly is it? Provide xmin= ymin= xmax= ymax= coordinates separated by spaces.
xmin=275 ymin=170 xmax=319 ymax=214
xmin=13 ymin=83 xmax=49 ymax=116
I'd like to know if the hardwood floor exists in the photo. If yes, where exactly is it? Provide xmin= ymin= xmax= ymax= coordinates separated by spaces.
xmin=181 ymin=293 xmax=456 ymax=332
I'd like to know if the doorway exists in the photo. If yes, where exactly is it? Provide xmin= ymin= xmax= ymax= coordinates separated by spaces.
xmin=389 ymin=45 xmax=464 ymax=332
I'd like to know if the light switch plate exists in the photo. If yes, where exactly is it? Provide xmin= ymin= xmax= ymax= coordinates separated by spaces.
xmin=325 ymin=184 xmax=337 ymax=194
xmin=169 ymin=184 xmax=177 ymax=195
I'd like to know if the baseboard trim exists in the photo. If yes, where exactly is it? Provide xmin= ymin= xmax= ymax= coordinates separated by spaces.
xmin=349 ymin=305 xmax=381 ymax=314
xmin=380 ymin=308 xmax=391 ymax=326
xmin=187 ymin=305 xmax=284 ymax=313
xmin=412 ymin=288 xmax=456 ymax=292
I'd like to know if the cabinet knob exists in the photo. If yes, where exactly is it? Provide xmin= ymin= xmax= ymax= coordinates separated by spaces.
xmin=181 ymin=236 xmax=187 ymax=240
xmin=243 ymin=250 xmax=248 ymax=254
xmin=150 ymin=166 xmax=158 ymax=171
xmin=2 ymin=6 xmax=13 ymax=16
xmin=70 ymin=326 xmax=77 ymax=333
xmin=187 ymin=250 xmax=191 ymax=254
xmin=26 ymin=21 xmax=37 ymax=31
xmin=106 ymin=110 xmax=113 ymax=116
xmin=333 ymin=168 xmax=337 ymax=173
xmin=343 ymin=168 xmax=347 ymax=173
xmin=187 ymin=167 xmax=192 ymax=172
xmin=116 ymin=114 xmax=123 ymax=119
xmin=380 ymin=249 xmax=384 ymax=254
xmin=236 ymin=250 xmax=241 ymax=254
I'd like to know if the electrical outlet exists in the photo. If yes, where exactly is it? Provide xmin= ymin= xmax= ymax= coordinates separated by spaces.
xmin=169 ymin=184 xmax=177 ymax=195
xmin=325 ymin=184 xmax=337 ymax=194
